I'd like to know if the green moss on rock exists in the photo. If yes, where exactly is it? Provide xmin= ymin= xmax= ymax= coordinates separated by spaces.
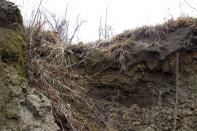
xmin=0 ymin=27 xmax=26 ymax=67
xmin=0 ymin=1 xmax=59 ymax=130
xmin=0 ymin=62 xmax=20 ymax=127
xmin=0 ymin=23 xmax=26 ymax=128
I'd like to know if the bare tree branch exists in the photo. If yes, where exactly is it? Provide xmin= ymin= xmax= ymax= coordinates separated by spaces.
xmin=98 ymin=7 xmax=113 ymax=40
xmin=98 ymin=16 xmax=102 ymax=40
xmin=31 ymin=0 xmax=43 ymax=27
xmin=104 ymin=7 xmax=108 ymax=39
xmin=183 ymin=0 xmax=197 ymax=12
xmin=68 ymin=16 xmax=86 ymax=44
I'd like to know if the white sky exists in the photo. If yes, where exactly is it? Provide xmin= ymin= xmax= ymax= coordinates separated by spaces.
xmin=10 ymin=0 xmax=197 ymax=42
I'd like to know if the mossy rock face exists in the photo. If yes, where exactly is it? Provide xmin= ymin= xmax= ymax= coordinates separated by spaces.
xmin=0 ymin=0 xmax=26 ymax=127
xmin=0 ymin=0 xmax=59 ymax=130
xmin=0 ymin=63 xmax=22 ymax=128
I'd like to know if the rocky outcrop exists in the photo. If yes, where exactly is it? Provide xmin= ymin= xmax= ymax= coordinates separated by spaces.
xmin=0 ymin=0 xmax=58 ymax=130
xmin=5 ymin=0 xmax=197 ymax=131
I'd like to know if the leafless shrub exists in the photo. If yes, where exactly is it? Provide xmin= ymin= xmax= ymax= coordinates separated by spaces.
xmin=26 ymin=2 xmax=85 ymax=45
xmin=44 ymin=6 xmax=86 ymax=44
xmin=25 ymin=0 xmax=47 ymax=44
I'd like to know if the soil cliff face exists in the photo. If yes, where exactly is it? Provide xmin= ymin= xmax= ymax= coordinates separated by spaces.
xmin=66 ymin=20 xmax=197 ymax=131
xmin=4 ymin=0 xmax=196 ymax=130
xmin=29 ymin=18 xmax=197 ymax=131
xmin=0 ymin=0 xmax=58 ymax=130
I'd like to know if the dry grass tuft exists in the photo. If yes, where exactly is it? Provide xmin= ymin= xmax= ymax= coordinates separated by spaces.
xmin=25 ymin=33 xmax=105 ymax=130
xmin=105 ymin=42 xmax=131 ymax=71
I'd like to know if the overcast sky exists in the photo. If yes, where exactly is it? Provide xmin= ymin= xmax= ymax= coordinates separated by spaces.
xmin=10 ymin=0 xmax=197 ymax=42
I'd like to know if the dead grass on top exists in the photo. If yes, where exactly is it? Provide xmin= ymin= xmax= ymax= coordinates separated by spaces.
xmin=114 ymin=17 xmax=197 ymax=42
xmin=101 ymin=17 xmax=197 ymax=71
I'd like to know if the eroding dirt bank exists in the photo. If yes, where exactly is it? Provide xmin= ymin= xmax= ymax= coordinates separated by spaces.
xmin=28 ymin=16 xmax=197 ymax=130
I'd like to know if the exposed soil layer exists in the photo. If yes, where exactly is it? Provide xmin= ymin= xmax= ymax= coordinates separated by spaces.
xmin=28 ymin=18 xmax=197 ymax=131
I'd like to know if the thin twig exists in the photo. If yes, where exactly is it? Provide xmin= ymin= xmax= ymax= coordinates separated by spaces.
xmin=158 ymin=90 xmax=162 ymax=131
xmin=173 ymin=53 xmax=179 ymax=131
